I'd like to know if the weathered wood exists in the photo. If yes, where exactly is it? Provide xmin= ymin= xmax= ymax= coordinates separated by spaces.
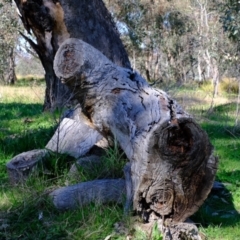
xmin=6 ymin=149 xmax=49 ymax=184
xmin=162 ymin=221 xmax=202 ymax=240
xmin=123 ymin=162 xmax=133 ymax=214
xmin=133 ymin=214 xmax=203 ymax=240
xmin=53 ymin=38 xmax=218 ymax=223
xmin=46 ymin=117 xmax=103 ymax=158
xmin=50 ymin=179 xmax=125 ymax=210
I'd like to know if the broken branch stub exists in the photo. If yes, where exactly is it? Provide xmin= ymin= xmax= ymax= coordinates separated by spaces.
xmin=54 ymin=38 xmax=218 ymax=222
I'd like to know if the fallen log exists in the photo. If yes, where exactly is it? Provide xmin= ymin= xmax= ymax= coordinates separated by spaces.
xmin=50 ymin=179 xmax=125 ymax=210
xmin=54 ymin=38 xmax=218 ymax=223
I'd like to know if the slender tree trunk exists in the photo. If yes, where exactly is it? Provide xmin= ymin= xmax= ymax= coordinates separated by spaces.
xmin=14 ymin=0 xmax=131 ymax=110
xmin=212 ymin=58 xmax=219 ymax=98
xmin=235 ymin=75 xmax=240 ymax=126
xmin=54 ymin=38 xmax=218 ymax=223
xmin=197 ymin=54 xmax=203 ymax=83
xmin=6 ymin=48 xmax=17 ymax=85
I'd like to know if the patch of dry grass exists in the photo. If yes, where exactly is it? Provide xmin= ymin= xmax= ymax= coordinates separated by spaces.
xmin=0 ymin=85 xmax=45 ymax=104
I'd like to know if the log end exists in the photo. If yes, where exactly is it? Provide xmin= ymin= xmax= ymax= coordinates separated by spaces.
xmin=133 ymin=118 xmax=218 ymax=223
xmin=54 ymin=38 xmax=111 ymax=84
xmin=6 ymin=149 xmax=49 ymax=184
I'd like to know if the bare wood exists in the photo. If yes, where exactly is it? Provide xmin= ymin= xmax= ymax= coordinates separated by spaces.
xmin=54 ymin=38 xmax=218 ymax=223
xmin=46 ymin=118 xmax=103 ymax=158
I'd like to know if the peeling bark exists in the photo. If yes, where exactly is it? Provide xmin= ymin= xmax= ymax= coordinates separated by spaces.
xmin=53 ymin=38 xmax=218 ymax=223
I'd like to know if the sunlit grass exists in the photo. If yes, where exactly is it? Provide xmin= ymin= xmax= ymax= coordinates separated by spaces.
xmin=0 ymin=85 xmax=45 ymax=103
xmin=0 ymin=84 xmax=57 ymax=178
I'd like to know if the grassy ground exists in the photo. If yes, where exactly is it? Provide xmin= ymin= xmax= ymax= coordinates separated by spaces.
xmin=1 ymin=81 xmax=240 ymax=239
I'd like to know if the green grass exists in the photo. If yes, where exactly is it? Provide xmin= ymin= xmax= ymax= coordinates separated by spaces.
xmin=73 ymin=141 xmax=128 ymax=183
xmin=1 ymin=82 xmax=240 ymax=239
xmin=0 ymin=83 xmax=133 ymax=240
xmin=15 ymin=75 xmax=45 ymax=87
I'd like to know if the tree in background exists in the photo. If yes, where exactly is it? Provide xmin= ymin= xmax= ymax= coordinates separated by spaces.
xmin=105 ymin=0 xmax=234 ymax=89
xmin=15 ymin=54 xmax=44 ymax=77
xmin=13 ymin=0 xmax=131 ymax=111
xmin=220 ymin=0 xmax=240 ymax=124
xmin=11 ymin=0 xmax=240 ymax=108
xmin=0 ymin=0 xmax=20 ymax=84
xmin=220 ymin=0 xmax=240 ymax=77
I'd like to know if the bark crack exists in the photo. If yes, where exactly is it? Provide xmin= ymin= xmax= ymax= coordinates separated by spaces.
xmin=111 ymin=87 xmax=137 ymax=94
xmin=139 ymin=95 xmax=146 ymax=110
xmin=168 ymin=99 xmax=180 ymax=128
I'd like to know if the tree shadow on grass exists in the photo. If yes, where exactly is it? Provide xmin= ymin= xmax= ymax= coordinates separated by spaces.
xmin=201 ymin=122 xmax=240 ymax=139
xmin=190 ymin=102 xmax=240 ymax=229
xmin=0 ymin=102 xmax=57 ymax=158
xmin=192 ymin=102 xmax=238 ymax=123
xmin=192 ymin=179 xmax=240 ymax=229
xmin=0 ymin=126 xmax=56 ymax=155
xmin=192 ymin=102 xmax=240 ymax=140
xmin=0 ymin=102 xmax=43 ymax=120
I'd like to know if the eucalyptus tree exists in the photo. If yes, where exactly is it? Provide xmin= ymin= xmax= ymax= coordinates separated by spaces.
xmin=0 ymin=0 xmax=19 ymax=84
xmin=105 ymin=0 xmax=201 ymax=84
xmin=13 ymin=0 xmax=130 ymax=110
xmin=220 ymin=0 xmax=240 ymax=124
xmin=220 ymin=0 xmax=240 ymax=75
xmin=106 ymin=0 xmax=231 ymax=89
xmin=8 ymin=2 xmax=219 ymax=238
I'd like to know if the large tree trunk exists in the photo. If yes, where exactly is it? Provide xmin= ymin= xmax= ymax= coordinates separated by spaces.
xmin=14 ymin=0 xmax=131 ymax=110
xmin=54 ymin=38 xmax=218 ymax=223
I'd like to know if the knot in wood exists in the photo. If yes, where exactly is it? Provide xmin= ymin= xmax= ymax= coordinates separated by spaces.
xmin=147 ymin=180 xmax=174 ymax=216
xmin=59 ymin=44 xmax=79 ymax=75
xmin=111 ymin=88 xmax=121 ymax=94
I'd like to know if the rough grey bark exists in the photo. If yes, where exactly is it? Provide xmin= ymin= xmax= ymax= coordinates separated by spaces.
xmin=6 ymin=149 xmax=49 ymax=184
xmin=54 ymin=38 xmax=218 ymax=223
xmin=6 ymin=48 xmax=17 ymax=85
xmin=50 ymin=179 xmax=126 ymax=210
xmin=123 ymin=162 xmax=133 ymax=214
xmin=14 ymin=0 xmax=131 ymax=110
